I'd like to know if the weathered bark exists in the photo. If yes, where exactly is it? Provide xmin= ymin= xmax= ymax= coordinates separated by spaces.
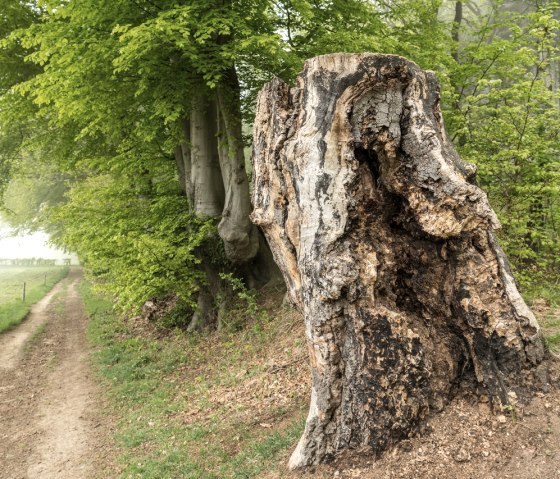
xmin=251 ymin=53 xmax=548 ymax=469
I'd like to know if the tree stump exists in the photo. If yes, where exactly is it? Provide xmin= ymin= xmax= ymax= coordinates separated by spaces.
xmin=251 ymin=53 xmax=548 ymax=468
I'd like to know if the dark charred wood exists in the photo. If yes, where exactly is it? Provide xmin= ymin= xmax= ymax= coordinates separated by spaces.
xmin=251 ymin=53 xmax=548 ymax=469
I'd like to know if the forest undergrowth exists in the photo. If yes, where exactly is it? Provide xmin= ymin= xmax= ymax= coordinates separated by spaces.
xmin=82 ymin=280 xmax=311 ymax=478
xmin=81 ymin=278 xmax=560 ymax=479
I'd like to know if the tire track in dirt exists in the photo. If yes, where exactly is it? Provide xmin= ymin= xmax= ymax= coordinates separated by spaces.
xmin=0 ymin=276 xmax=67 ymax=370
xmin=0 ymin=267 xmax=113 ymax=479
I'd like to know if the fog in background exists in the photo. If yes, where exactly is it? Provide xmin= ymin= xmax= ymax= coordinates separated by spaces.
xmin=0 ymin=221 xmax=78 ymax=264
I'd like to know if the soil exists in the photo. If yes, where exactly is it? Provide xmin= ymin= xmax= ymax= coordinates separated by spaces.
xmin=295 ymin=385 xmax=560 ymax=479
xmin=1 ymin=266 xmax=559 ymax=479
xmin=0 ymin=268 xmax=114 ymax=479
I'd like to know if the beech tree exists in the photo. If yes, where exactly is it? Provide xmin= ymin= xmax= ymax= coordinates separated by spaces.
xmin=443 ymin=0 xmax=560 ymax=289
xmin=0 ymin=0 xmax=42 ymax=199
xmin=9 ymin=0 xmax=285 ymax=323
xmin=252 ymin=53 xmax=549 ymax=468
xmin=2 ymin=0 xmax=446 ymax=322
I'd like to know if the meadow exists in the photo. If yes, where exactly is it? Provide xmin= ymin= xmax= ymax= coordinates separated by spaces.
xmin=0 ymin=265 xmax=69 ymax=333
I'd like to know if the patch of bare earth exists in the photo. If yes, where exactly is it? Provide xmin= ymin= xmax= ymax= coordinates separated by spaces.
xmin=0 ymin=268 xmax=115 ymax=479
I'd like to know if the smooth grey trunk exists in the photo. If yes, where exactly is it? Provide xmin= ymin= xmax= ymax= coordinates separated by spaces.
xmin=178 ymin=87 xmax=269 ymax=330
xmin=216 ymin=68 xmax=259 ymax=264
xmin=187 ymin=98 xmax=225 ymax=330
xmin=178 ymin=83 xmax=260 ymax=261
xmin=251 ymin=53 xmax=548 ymax=469
xmin=190 ymin=97 xmax=225 ymax=218
xmin=451 ymin=1 xmax=462 ymax=62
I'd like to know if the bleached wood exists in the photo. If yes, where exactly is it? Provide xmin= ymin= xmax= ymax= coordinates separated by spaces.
xmin=251 ymin=53 xmax=548 ymax=468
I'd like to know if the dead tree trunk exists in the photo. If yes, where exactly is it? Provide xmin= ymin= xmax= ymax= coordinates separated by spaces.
xmin=251 ymin=53 xmax=548 ymax=469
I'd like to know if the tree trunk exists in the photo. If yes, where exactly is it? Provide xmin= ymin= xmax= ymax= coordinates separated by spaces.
xmin=187 ymin=257 xmax=234 ymax=332
xmin=190 ymin=96 xmax=225 ymax=217
xmin=251 ymin=53 xmax=548 ymax=469
xmin=179 ymin=88 xmax=275 ymax=330
xmin=175 ymin=119 xmax=194 ymax=204
xmin=216 ymin=67 xmax=260 ymax=264
xmin=186 ymin=96 xmax=226 ymax=330
xmin=451 ymin=1 xmax=462 ymax=62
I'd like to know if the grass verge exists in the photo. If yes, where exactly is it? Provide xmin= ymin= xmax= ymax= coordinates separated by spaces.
xmin=81 ymin=280 xmax=308 ymax=479
xmin=524 ymin=283 xmax=560 ymax=308
xmin=0 ymin=266 xmax=69 ymax=334
xmin=540 ymin=310 xmax=560 ymax=353
xmin=527 ymin=287 xmax=560 ymax=353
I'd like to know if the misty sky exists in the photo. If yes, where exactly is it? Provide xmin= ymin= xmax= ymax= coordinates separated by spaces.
xmin=0 ymin=223 xmax=76 ymax=261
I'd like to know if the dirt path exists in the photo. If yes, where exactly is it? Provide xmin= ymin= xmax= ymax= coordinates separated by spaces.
xmin=0 ymin=278 xmax=67 ymax=370
xmin=0 ymin=268 xmax=112 ymax=479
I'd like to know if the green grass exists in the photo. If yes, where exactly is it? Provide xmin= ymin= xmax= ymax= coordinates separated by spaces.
xmin=0 ymin=266 xmax=65 ymax=303
xmin=525 ymin=284 xmax=560 ymax=353
xmin=0 ymin=266 xmax=69 ymax=334
xmin=546 ymin=334 xmax=560 ymax=351
xmin=81 ymin=281 xmax=306 ymax=479
xmin=523 ymin=281 xmax=560 ymax=307
xmin=540 ymin=309 xmax=560 ymax=353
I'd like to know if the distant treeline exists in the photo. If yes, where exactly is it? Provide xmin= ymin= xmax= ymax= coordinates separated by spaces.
xmin=0 ymin=258 xmax=72 ymax=266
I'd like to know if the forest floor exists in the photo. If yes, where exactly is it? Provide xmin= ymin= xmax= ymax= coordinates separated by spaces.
xmin=0 ymin=268 xmax=114 ymax=479
xmin=1 ymin=270 xmax=559 ymax=478
xmin=274 ymin=300 xmax=560 ymax=479
xmin=82 ymin=279 xmax=560 ymax=479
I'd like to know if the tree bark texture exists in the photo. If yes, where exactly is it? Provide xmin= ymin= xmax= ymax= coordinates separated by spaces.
xmin=251 ymin=53 xmax=548 ymax=468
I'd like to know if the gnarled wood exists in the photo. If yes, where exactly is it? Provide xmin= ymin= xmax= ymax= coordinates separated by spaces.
xmin=175 ymin=88 xmax=263 ymax=331
xmin=251 ymin=53 xmax=548 ymax=469
xmin=216 ymin=67 xmax=260 ymax=264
